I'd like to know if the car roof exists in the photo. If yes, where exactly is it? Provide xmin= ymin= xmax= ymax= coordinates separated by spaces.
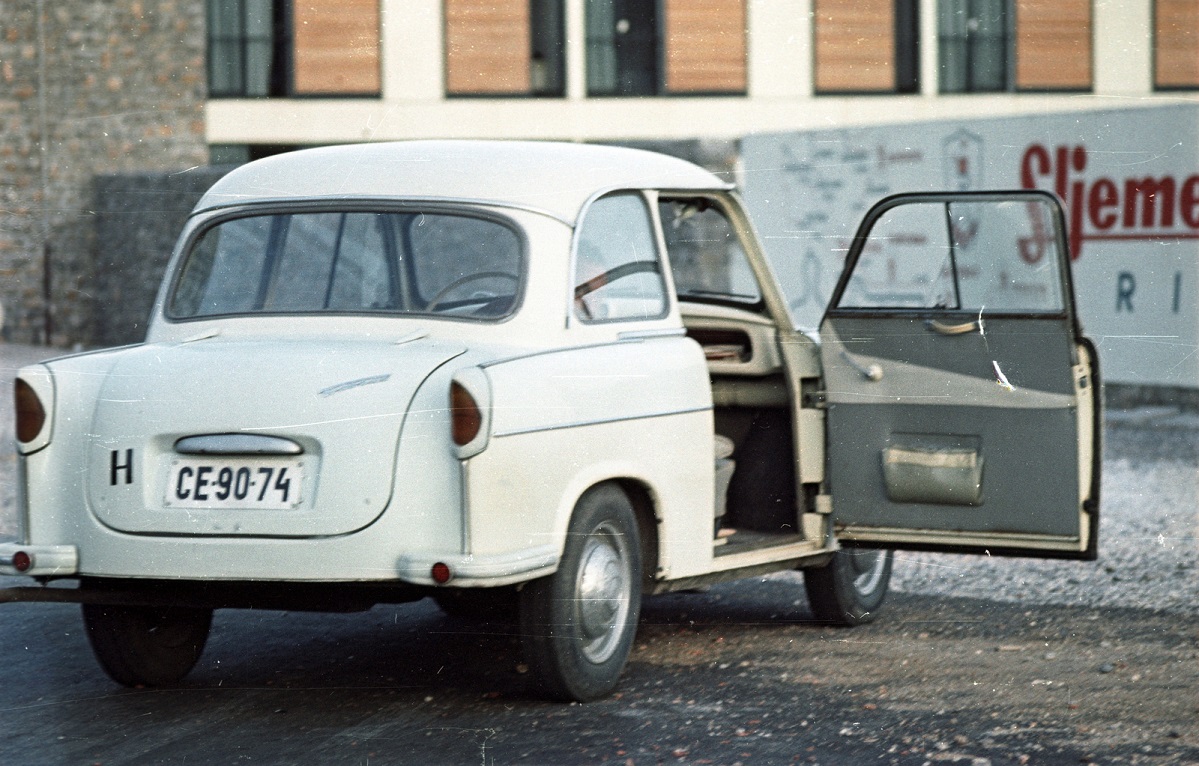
xmin=194 ymin=140 xmax=734 ymax=224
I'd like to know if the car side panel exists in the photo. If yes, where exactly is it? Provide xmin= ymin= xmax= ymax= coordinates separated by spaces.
xmin=470 ymin=337 xmax=717 ymax=580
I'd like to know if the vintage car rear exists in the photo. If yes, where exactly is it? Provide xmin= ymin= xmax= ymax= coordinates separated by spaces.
xmin=1 ymin=141 xmax=727 ymax=699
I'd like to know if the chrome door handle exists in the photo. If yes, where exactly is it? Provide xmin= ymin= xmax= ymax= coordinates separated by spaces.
xmin=926 ymin=319 xmax=979 ymax=336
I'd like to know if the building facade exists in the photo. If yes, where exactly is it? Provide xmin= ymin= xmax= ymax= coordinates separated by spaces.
xmin=6 ymin=1 xmax=1199 ymax=348
xmin=207 ymin=1 xmax=1198 ymax=158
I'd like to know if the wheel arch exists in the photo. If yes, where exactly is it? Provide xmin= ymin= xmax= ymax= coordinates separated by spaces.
xmin=609 ymin=478 xmax=661 ymax=588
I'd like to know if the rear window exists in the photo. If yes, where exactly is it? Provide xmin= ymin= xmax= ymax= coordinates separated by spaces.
xmin=169 ymin=210 xmax=523 ymax=321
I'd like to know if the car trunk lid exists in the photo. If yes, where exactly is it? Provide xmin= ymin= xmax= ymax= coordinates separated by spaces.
xmin=85 ymin=336 xmax=464 ymax=537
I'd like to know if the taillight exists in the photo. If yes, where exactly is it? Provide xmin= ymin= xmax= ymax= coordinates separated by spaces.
xmin=15 ymin=378 xmax=46 ymax=443
xmin=450 ymin=381 xmax=482 ymax=447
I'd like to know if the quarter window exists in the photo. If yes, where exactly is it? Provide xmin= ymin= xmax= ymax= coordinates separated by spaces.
xmin=574 ymin=194 xmax=668 ymax=322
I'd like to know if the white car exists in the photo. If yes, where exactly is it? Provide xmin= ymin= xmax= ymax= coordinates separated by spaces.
xmin=1 ymin=141 xmax=1100 ymax=702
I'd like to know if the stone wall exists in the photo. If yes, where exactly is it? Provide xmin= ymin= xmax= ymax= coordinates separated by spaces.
xmin=0 ymin=0 xmax=207 ymax=346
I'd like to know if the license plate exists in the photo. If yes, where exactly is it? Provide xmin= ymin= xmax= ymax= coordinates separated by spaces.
xmin=165 ymin=458 xmax=305 ymax=510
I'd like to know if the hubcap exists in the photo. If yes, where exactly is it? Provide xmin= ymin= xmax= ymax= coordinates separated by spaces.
xmin=574 ymin=521 xmax=632 ymax=664
xmin=848 ymin=550 xmax=888 ymax=596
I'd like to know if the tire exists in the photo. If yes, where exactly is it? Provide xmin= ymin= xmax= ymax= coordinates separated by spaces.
xmin=519 ymin=482 xmax=643 ymax=702
xmin=82 ymin=603 xmax=213 ymax=687
xmin=803 ymin=548 xmax=892 ymax=626
xmin=431 ymin=587 xmax=519 ymax=621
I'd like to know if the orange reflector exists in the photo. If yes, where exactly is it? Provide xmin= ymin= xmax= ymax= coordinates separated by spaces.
xmin=450 ymin=381 xmax=482 ymax=446
xmin=431 ymin=562 xmax=452 ymax=584
xmin=15 ymin=379 xmax=46 ymax=443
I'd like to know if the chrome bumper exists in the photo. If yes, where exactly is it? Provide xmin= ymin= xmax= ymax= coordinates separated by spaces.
xmin=0 ymin=543 xmax=78 ymax=577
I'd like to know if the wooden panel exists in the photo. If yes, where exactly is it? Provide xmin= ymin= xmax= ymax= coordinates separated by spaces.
xmin=1156 ymin=0 xmax=1199 ymax=87
xmin=445 ymin=0 xmax=531 ymax=94
xmin=813 ymin=0 xmax=895 ymax=92
xmin=664 ymin=0 xmax=747 ymax=93
xmin=1015 ymin=0 xmax=1092 ymax=90
xmin=293 ymin=0 xmax=381 ymax=94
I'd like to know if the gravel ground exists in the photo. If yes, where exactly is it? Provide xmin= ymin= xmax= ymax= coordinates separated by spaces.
xmin=0 ymin=341 xmax=1195 ymax=619
xmin=890 ymin=417 xmax=1199 ymax=615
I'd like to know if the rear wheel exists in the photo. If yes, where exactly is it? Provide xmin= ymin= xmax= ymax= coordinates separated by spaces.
xmin=804 ymin=548 xmax=892 ymax=626
xmin=82 ymin=603 xmax=213 ymax=687
xmin=519 ymin=482 xmax=642 ymax=702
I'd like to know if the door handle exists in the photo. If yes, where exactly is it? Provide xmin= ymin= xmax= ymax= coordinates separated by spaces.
xmin=926 ymin=318 xmax=979 ymax=336
xmin=840 ymin=350 xmax=883 ymax=381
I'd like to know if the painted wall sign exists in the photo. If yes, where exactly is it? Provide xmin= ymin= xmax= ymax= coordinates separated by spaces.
xmin=741 ymin=105 xmax=1199 ymax=388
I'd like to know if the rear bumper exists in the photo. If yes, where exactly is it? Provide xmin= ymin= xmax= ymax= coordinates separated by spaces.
xmin=0 ymin=543 xmax=78 ymax=577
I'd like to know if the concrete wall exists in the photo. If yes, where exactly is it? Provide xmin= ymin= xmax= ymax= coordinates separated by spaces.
xmin=0 ymin=0 xmax=207 ymax=345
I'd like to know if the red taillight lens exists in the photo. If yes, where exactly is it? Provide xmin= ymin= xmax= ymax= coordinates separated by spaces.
xmin=15 ymin=379 xmax=46 ymax=443
xmin=450 ymin=381 xmax=482 ymax=446
xmin=12 ymin=551 xmax=31 ymax=573
xmin=431 ymin=562 xmax=452 ymax=584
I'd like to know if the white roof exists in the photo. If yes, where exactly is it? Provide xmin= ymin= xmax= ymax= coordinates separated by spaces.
xmin=195 ymin=140 xmax=733 ymax=224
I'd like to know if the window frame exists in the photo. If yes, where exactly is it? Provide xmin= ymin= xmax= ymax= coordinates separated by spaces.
xmin=570 ymin=191 xmax=672 ymax=325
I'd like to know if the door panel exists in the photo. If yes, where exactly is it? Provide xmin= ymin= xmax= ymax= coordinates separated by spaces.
xmin=819 ymin=192 xmax=1098 ymax=559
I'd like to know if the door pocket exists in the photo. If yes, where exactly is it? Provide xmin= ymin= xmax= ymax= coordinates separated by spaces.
xmin=882 ymin=434 xmax=983 ymax=506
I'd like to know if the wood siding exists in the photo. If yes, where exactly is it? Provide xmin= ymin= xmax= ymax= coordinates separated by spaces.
xmin=293 ymin=0 xmax=381 ymax=94
xmin=1156 ymin=0 xmax=1199 ymax=87
xmin=1014 ymin=0 xmax=1092 ymax=90
xmin=663 ymin=0 xmax=747 ymax=93
xmin=445 ymin=0 xmax=531 ymax=94
xmin=813 ymin=0 xmax=896 ymax=92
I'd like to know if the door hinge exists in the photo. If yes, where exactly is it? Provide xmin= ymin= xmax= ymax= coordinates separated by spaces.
xmin=802 ymin=391 xmax=828 ymax=409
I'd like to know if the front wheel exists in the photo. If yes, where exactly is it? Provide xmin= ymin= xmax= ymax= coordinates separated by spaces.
xmin=803 ymin=548 xmax=892 ymax=626
xmin=82 ymin=603 xmax=213 ymax=687
xmin=519 ymin=482 xmax=643 ymax=702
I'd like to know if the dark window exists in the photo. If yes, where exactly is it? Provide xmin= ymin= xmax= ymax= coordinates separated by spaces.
xmin=208 ymin=0 xmax=287 ymax=97
xmin=531 ymin=0 xmax=567 ymax=95
xmin=587 ymin=0 xmax=660 ymax=96
xmin=207 ymin=0 xmax=380 ymax=97
xmin=938 ymin=0 xmax=1010 ymax=93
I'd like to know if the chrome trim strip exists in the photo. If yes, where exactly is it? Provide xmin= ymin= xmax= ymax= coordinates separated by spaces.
xmin=492 ymin=406 xmax=711 ymax=439
xmin=174 ymin=434 xmax=304 ymax=456
xmin=617 ymin=328 xmax=687 ymax=340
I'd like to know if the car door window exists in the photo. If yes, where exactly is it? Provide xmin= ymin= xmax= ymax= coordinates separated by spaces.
xmin=836 ymin=199 xmax=1065 ymax=314
xmin=574 ymin=192 xmax=668 ymax=322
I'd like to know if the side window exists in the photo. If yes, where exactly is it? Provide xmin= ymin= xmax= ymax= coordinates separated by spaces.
xmin=574 ymin=192 xmax=668 ymax=322
xmin=837 ymin=198 xmax=1065 ymax=314
xmin=660 ymin=198 xmax=761 ymax=305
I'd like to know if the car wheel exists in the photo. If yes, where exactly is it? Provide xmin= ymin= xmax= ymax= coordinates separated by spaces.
xmin=803 ymin=548 xmax=892 ymax=626
xmin=82 ymin=603 xmax=213 ymax=687
xmin=431 ymin=586 xmax=519 ymax=622
xmin=519 ymin=482 xmax=642 ymax=702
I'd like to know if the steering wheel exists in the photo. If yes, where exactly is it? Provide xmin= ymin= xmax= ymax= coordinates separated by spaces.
xmin=426 ymin=271 xmax=520 ymax=312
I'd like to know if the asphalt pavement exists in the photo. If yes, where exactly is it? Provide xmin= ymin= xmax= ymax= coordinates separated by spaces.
xmin=0 ymin=341 xmax=1195 ymax=764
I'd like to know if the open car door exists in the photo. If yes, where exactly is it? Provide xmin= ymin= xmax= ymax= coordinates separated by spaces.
xmin=819 ymin=191 xmax=1100 ymax=559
